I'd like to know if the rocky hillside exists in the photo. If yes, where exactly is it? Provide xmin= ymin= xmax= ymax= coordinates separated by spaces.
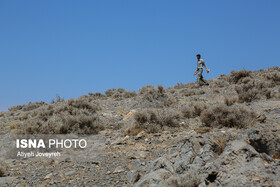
xmin=0 ymin=67 xmax=279 ymax=186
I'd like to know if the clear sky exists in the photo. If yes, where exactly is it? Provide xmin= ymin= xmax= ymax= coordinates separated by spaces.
xmin=1 ymin=0 xmax=279 ymax=111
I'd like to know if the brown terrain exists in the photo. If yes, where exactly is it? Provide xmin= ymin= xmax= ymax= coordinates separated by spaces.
xmin=0 ymin=67 xmax=279 ymax=186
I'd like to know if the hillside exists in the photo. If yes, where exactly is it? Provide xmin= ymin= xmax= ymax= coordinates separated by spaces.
xmin=0 ymin=67 xmax=279 ymax=186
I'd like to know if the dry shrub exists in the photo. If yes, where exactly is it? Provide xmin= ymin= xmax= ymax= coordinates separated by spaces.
xmin=105 ymin=88 xmax=137 ymax=100
xmin=228 ymin=69 xmax=252 ymax=84
xmin=200 ymin=104 xmax=256 ymax=129
xmin=235 ymin=79 xmax=271 ymax=102
xmin=180 ymin=89 xmax=205 ymax=97
xmin=224 ymin=96 xmax=237 ymax=106
xmin=8 ymin=105 xmax=24 ymax=112
xmin=105 ymin=88 xmax=117 ymax=97
xmin=166 ymin=87 xmax=176 ymax=94
xmin=58 ymin=115 xmax=103 ymax=134
xmin=265 ymin=72 xmax=280 ymax=85
xmin=8 ymin=101 xmax=47 ymax=112
xmin=240 ymin=77 xmax=251 ymax=84
xmin=211 ymin=80 xmax=229 ymax=88
xmin=123 ymin=91 xmax=137 ymax=98
xmin=88 ymin=92 xmax=106 ymax=99
xmin=51 ymin=94 xmax=64 ymax=103
xmin=174 ymin=82 xmax=185 ymax=89
xmin=174 ymin=82 xmax=195 ymax=89
xmin=0 ymin=112 xmax=5 ymax=118
xmin=181 ymin=103 xmax=207 ymax=118
xmin=14 ymin=98 xmax=104 ymax=135
xmin=67 ymin=98 xmax=100 ymax=113
xmin=125 ymin=109 xmax=181 ymax=135
xmin=138 ymin=85 xmax=174 ymax=108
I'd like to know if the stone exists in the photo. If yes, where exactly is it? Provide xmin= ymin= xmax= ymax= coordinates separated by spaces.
xmin=135 ymin=131 xmax=146 ymax=140
xmin=44 ymin=173 xmax=53 ymax=180
xmin=65 ymin=171 xmax=76 ymax=176
xmin=0 ymin=177 xmax=14 ymax=186
xmin=124 ymin=110 xmax=136 ymax=120
xmin=134 ymin=169 xmax=171 ymax=187
xmin=248 ymin=123 xmax=280 ymax=158
xmin=113 ymin=166 xmax=125 ymax=173
xmin=126 ymin=170 xmax=140 ymax=184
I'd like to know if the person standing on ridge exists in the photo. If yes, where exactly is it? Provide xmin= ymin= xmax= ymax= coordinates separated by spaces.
xmin=194 ymin=54 xmax=210 ymax=86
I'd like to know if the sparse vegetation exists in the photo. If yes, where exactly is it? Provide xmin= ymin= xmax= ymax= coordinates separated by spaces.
xmin=211 ymin=79 xmax=229 ymax=88
xmin=235 ymin=79 xmax=271 ymax=102
xmin=0 ymin=66 xmax=279 ymax=186
xmin=200 ymin=104 xmax=257 ymax=129
xmin=51 ymin=94 xmax=65 ymax=103
xmin=125 ymin=109 xmax=181 ymax=135
xmin=265 ymin=72 xmax=280 ymax=85
xmin=13 ymin=97 xmax=104 ymax=134
xmin=105 ymin=88 xmax=137 ymax=100
xmin=224 ymin=96 xmax=237 ymax=106
xmin=181 ymin=102 xmax=207 ymax=118
xmin=88 ymin=92 xmax=106 ymax=100
xmin=138 ymin=85 xmax=174 ymax=108
xmin=228 ymin=69 xmax=252 ymax=84
xmin=180 ymin=88 xmax=205 ymax=97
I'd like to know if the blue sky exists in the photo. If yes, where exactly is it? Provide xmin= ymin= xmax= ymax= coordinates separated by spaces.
xmin=0 ymin=0 xmax=279 ymax=111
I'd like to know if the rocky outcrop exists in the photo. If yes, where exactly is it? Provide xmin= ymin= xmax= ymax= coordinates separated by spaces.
xmin=133 ymin=127 xmax=280 ymax=187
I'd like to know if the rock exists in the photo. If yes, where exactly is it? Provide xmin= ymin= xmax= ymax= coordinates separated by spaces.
xmin=113 ymin=166 xmax=125 ymax=173
xmin=135 ymin=131 xmax=146 ymax=140
xmin=133 ymin=169 xmax=171 ymax=187
xmin=135 ymin=151 xmax=147 ymax=159
xmin=256 ymin=114 xmax=266 ymax=123
xmin=126 ymin=170 xmax=140 ymax=184
xmin=65 ymin=171 xmax=76 ymax=176
xmin=0 ymin=177 xmax=14 ymax=186
xmin=131 ymin=134 xmax=280 ymax=187
xmin=202 ymin=140 xmax=279 ymax=186
xmin=105 ymin=139 xmax=111 ymax=145
xmin=124 ymin=110 xmax=136 ymax=120
xmin=111 ymin=138 xmax=125 ymax=145
xmin=44 ymin=173 xmax=53 ymax=180
xmin=146 ymin=157 xmax=175 ymax=174
xmin=248 ymin=123 xmax=280 ymax=158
